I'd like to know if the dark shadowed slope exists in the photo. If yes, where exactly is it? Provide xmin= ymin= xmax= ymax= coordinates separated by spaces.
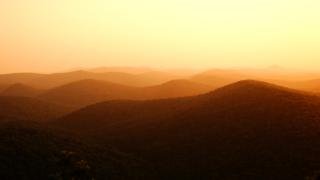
xmin=0 ymin=96 xmax=72 ymax=122
xmin=1 ymin=83 xmax=45 ymax=97
xmin=39 ymin=79 xmax=212 ymax=107
xmin=56 ymin=80 xmax=320 ymax=179
xmin=0 ymin=120 xmax=156 ymax=180
xmin=38 ymin=79 xmax=141 ymax=107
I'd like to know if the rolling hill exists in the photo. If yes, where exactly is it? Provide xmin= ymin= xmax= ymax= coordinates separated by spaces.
xmin=0 ymin=96 xmax=72 ymax=122
xmin=190 ymin=68 xmax=320 ymax=91
xmin=39 ymin=79 xmax=212 ymax=107
xmin=0 ymin=70 xmax=179 ymax=89
xmin=142 ymin=79 xmax=212 ymax=99
xmin=38 ymin=79 xmax=141 ymax=107
xmin=55 ymin=80 xmax=320 ymax=179
xmin=0 ymin=73 xmax=45 ymax=85
xmin=27 ymin=71 xmax=142 ymax=89
xmin=1 ymin=83 xmax=44 ymax=97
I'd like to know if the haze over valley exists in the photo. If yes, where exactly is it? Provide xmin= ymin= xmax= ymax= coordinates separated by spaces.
xmin=0 ymin=67 xmax=320 ymax=179
xmin=2 ymin=0 xmax=320 ymax=179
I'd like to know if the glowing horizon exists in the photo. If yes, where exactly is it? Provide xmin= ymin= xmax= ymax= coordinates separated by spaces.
xmin=1 ymin=0 xmax=320 ymax=73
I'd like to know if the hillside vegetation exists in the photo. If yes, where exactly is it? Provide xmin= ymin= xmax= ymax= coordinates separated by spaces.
xmin=56 ymin=80 xmax=320 ymax=179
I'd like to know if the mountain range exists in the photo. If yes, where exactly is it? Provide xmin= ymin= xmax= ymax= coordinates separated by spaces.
xmin=0 ymin=78 xmax=212 ymax=108
xmin=0 ymin=70 xmax=179 ymax=89
xmin=1 ymin=83 xmax=44 ymax=97
xmin=52 ymin=80 xmax=320 ymax=179
xmin=1 ymin=69 xmax=320 ymax=179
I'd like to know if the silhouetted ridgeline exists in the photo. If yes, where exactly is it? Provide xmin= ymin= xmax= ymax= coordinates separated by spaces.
xmin=38 ymin=79 xmax=141 ymax=107
xmin=55 ymin=80 xmax=320 ymax=179
xmin=1 ymin=80 xmax=320 ymax=179
xmin=0 ymin=70 xmax=179 ymax=89
xmin=38 ymin=79 xmax=212 ymax=107
xmin=1 ymin=83 xmax=44 ymax=97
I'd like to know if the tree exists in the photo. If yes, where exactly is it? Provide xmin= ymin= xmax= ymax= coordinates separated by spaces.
xmin=50 ymin=150 xmax=94 ymax=180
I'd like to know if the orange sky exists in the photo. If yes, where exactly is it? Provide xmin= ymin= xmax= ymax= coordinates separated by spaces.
xmin=1 ymin=0 xmax=320 ymax=73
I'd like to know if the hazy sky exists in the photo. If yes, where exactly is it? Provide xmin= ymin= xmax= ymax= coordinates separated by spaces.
xmin=1 ymin=0 xmax=320 ymax=73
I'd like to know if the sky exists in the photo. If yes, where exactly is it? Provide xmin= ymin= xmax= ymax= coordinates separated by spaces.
xmin=0 ymin=0 xmax=320 ymax=73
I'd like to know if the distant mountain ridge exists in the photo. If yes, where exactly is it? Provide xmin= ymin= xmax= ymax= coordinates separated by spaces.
xmin=38 ymin=79 xmax=212 ymax=107
xmin=1 ymin=83 xmax=44 ymax=97
xmin=0 ymin=70 xmax=180 ymax=89
xmin=55 ymin=80 xmax=320 ymax=179
xmin=38 ymin=79 xmax=141 ymax=107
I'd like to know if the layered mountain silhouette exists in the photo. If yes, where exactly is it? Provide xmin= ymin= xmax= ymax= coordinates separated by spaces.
xmin=1 ymin=69 xmax=319 ymax=94
xmin=0 ymin=96 xmax=72 ymax=122
xmin=0 ymin=73 xmax=44 ymax=85
xmin=2 ymin=74 xmax=320 ymax=179
xmin=27 ymin=71 xmax=140 ymax=89
xmin=1 ymin=83 xmax=44 ymax=97
xmin=190 ymin=69 xmax=320 ymax=92
xmin=55 ymin=80 xmax=320 ymax=179
xmin=0 ymin=70 xmax=180 ymax=89
xmin=38 ymin=79 xmax=141 ymax=107
xmin=39 ymin=79 xmax=211 ymax=107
